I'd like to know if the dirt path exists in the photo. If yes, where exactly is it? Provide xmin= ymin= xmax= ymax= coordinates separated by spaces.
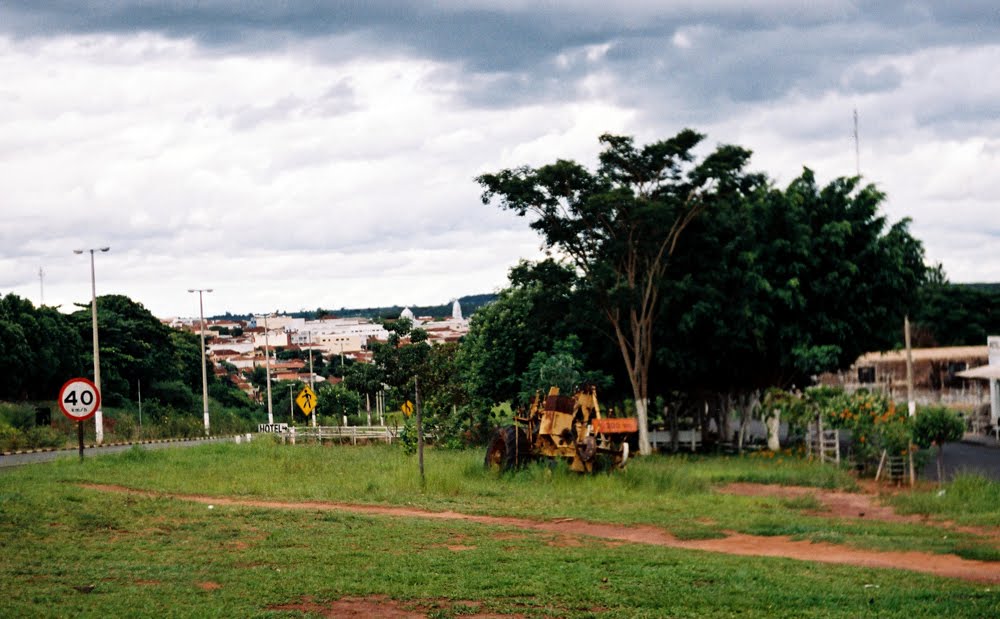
xmin=81 ymin=483 xmax=1000 ymax=584
xmin=718 ymin=482 xmax=1000 ymax=539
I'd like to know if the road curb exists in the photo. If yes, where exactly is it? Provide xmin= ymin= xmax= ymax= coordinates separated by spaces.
xmin=1 ymin=435 xmax=229 ymax=457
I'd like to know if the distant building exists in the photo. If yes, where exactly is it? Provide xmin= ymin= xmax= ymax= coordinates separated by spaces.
xmin=820 ymin=345 xmax=989 ymax=407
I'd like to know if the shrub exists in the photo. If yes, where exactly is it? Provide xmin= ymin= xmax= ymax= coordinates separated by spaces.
xmin=912 ymin=405 xmax=965 ymax=448
xmin=912 ymin=405 xmax=965 ymax=483
xmin=821 ymin=390 xmax=910 ymax=468
xmin=0 ymin=422 xmax=23 ymax=451
xmin=24 ymin=426 xmax=66 ymax=449
xmin=0 ymin=402 xmax=36 ymax=431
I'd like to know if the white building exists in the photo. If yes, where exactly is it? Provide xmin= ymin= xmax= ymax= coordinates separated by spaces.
xmin=253 ymin=330 xmax=290 ymax=349
xmin=288 ymin=317 xmax=389 ymax=354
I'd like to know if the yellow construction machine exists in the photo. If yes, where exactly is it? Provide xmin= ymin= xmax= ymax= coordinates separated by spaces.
xmin=485 ymin=385 xmax=637 ymax=472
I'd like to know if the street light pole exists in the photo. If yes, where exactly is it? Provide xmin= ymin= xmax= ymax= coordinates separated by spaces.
xmin=264 ymin=314 xmax=274 ymax=425
xmin=307 ymin=331 xmax=316 ymax=427
xmin=188 ymin=288 xmax=213 ymax=436
xmin=74 ymin=247 xmax=109 ymax=444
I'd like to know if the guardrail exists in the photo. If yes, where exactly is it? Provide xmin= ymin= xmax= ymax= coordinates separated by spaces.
xmin=649 ymin=429 xmax=702 ymax=452
xmin=277 ymin=425 xmax=401 ymax=445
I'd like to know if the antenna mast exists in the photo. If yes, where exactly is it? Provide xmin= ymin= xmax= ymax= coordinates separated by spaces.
xmin=39 ymin=267 xmax=44 ymax=306
xmin=853 ymin=108 xmax=860 ymax=177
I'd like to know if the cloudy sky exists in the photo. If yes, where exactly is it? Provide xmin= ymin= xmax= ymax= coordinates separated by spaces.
xmin=2 ymin=1 xmax=998 ymax=318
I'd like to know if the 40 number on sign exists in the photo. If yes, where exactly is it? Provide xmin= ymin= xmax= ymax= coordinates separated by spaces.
xmin=58 ymin=378 xmax=101 ymax=421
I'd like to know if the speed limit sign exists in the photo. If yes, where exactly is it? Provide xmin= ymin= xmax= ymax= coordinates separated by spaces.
xmin=58 ymin=378 xmax=101 ymax=421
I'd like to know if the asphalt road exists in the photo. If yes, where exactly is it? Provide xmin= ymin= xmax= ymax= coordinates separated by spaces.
xmin=920 ymin=439 xmax=1000 ymax=483
xmin=3 ymin=435 xmax=996 ymax=483
xmin=0 ymin=436 xmax=237 ymax=471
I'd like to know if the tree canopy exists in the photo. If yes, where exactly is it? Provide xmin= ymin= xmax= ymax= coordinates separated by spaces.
xmin=477 ymin=132 xmax=928 ymax=454
xmin=657 ymin=169 xmax=927 ymax=395
xmin=478 ymin=130 xmax=761 ymax=454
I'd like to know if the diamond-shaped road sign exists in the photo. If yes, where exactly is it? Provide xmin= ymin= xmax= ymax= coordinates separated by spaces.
xmin=296 ymin=386 xmax=317 ymax=416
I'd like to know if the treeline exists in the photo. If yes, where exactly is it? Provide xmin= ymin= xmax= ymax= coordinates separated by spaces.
xmin=3 ymin=129 xmax=999 ymax=450
xmin=0 ymin=294 xmax=258 ymax=441
xmin=909 ymin=272 xmax=1000 ymax=347
xmin=210 ymin=294 xmax=497 ymax=322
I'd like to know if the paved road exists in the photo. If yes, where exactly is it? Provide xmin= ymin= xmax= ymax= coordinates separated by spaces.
xmin=4 ymin=434 xmax=996 ymax=483
xmin=0 ymin=437 xmax=237 ymax=471
xmin=920 ymin=439 xmax=1000 ymax=483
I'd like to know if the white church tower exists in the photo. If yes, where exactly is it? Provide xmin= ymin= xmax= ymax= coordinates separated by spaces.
xmin=452 ymin=299 xmax=463 ymax=321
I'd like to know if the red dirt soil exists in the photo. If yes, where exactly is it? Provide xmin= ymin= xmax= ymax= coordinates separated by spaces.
xmin=81 ymin=483 xmax=1000 ymax=584
xmin=269 ymin=595 xmax=522 ymax=619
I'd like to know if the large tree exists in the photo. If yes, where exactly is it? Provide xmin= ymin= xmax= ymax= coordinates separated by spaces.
xmin=73 ymin=294 xmax=206 ymax=408
xmin=458 ymin=259 xmax=588 ymax=406
xmin=0 ymin=294 xmax=86 ymax=400
xmin=478 ymin=131 xmax=758 ymax=454
xmin=909 ymin=267 xmax=1000 ymax=347
xmin=654 ymin=169 xmax=926 ymax=440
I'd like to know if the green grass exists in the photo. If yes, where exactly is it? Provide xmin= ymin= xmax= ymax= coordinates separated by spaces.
xmin=886 ymin=473 xmax=1000 ymax=527
xmin=0 ymin=441 xmax=997 ymax=617
xmin=27 ymin=440 xmax=999 ymax=557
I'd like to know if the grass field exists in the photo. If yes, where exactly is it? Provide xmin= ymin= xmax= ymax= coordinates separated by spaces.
xmin=1 ymin=440 xmax=997 ymax=618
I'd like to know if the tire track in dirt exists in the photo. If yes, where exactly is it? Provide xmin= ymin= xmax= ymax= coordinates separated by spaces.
xmin=80 ymin=483 xmax=1000 ymax=584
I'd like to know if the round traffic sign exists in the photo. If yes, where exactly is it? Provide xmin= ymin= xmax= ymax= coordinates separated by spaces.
xmin=58 ymin=378 xmax=101 ymax=421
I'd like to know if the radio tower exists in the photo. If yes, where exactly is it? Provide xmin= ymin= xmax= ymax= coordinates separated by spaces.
xmin=853 ymin=108 xmax=860 ymax=177
xmin=38 ymin=267 xmax=44 ymax=306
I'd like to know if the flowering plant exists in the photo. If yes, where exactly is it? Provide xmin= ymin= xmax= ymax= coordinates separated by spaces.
xmin=823 ymin=390 xmax=910 ymax=463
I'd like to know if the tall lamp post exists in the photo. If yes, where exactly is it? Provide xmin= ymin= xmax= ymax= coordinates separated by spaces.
xmin=188 ymin=288 xmax=213 ymax=435
xmin=263 ymin=314 xmax=274 ymax=425
xmin=74 ymin=247 xmax=110 ymax=444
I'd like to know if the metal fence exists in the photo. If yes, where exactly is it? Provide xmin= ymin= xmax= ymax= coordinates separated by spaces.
xmin=276 ymin=425 xmax=401 ymax=445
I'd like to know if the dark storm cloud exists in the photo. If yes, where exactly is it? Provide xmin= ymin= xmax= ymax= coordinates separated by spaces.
xmin=0 ymin=0 xmax=1000 ymax=103
xmin=2 ymin=2 xmax=998 ymax=132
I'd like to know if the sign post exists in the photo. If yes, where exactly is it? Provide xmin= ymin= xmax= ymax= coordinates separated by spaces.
xmin=58 ymin=378 xmax=101 ymax=461
xmin=415 ymin=378 xmax=424 ymax=484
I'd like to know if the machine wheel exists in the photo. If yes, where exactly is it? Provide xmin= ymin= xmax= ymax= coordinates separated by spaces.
xmin=576 ymin=435 xmax=597 ymax=462
xmin=484 ymin=426 xmax=529 ymax=471
xmin=614 ymin=441 xmax=630 ymax=469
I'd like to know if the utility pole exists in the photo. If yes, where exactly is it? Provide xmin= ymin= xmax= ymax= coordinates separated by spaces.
xmin=905 ymin=315 xmax=916 ymax=487
xmin=415 ymin=376 xmax=424 ymax=483
xmin=75 ymin=247 xmax=109 ymax=444
xmin=264 ymin=314 xmax=274 ymax=425
xmin=188 ymin=288 xmax=213 ymax=435
xmin=307 ymin=331 xmax=316 ymax=427
xmin=853 ymin=108 xmax=861 ymax=177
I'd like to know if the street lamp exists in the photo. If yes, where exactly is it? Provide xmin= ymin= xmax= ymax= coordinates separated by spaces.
xmin=188 ymin=288 xmax=213 ymax=435
xmin=74 ymin=247 xmax=110 ymax=444
xmin=263 ymin=314 xmax=274 ymax=425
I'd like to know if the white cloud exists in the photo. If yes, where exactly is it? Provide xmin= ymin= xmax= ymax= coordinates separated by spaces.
xmin=2 ymin=2 xmax=999 ymax=318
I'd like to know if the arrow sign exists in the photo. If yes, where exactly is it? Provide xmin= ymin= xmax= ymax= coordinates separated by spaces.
xmin=296 ymin=386 xmax=317 ymax=416
xmin=401 ymin=400 xmax=414 ymax=417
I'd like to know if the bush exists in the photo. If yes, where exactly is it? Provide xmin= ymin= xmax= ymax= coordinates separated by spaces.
xmin=148 ymin=380 xmax=196 ymax=411
xmin=0 ymin=402 xmax=36 ymax=431
xmin=822 ymin=390 xmax=909 ymax=466
xmin=913 ymin=405 xmax=965 ymax=483
xmin=24 ymin=426 xmax=66 ymax=449
xmin=0 ymin=422 xmax=23 ymax=451
xmin=912 ymin=405 xmax=965 ymax=449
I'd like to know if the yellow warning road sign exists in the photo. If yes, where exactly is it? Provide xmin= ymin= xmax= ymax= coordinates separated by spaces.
xmin=296 ymin=386 xmax=317 ymax=416
xmin=401 ymin=400 xmax=414 ymax=417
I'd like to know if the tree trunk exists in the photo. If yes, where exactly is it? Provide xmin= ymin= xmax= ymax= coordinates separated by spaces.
xmin=936 ymin=443 xmax=944 ymax=486
xmin=767 ymin=409 xmax=781 ymax=451
xmin=719 ymin=393 xmax=732 ymax=448
xmin=669 ymin=400 xmax=679 ymax=453
xmin=635 ymin=397 xmax=651 ymax=456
